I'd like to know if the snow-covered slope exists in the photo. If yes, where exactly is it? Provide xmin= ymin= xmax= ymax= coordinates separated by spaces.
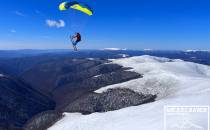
xmin=48 ymin=55 xmax=210 ymax=130
xmin=118 ymin=54 xmax=129 ymax=58
xmin=185 ymin=49 xmax=210 ymax=52
xmin=103 ymin=48 xmax=127 ymax=51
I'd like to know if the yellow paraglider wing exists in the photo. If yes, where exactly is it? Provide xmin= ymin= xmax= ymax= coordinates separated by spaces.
xmin=59 ymin=2 xmax=68 ymax=11
xmin=59 ymin=1 xmax=93 ymax=16
xmin=70 ymin=4 xmax=93 ymax=16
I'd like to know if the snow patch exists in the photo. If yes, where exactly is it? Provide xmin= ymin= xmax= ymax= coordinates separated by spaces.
xmin=118 ymin=54 xmax=129 ymax=58
xmin=94 ymin=75 xmax=102 ymax=78
xmin=144 ymin=49 xmax=153 ymax=51
xmin=87 ymin=58 xmax=95 ymax=60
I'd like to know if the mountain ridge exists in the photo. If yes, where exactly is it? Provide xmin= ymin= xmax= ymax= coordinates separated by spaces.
xmin=48 ymin=55 xmax=210 ymax=130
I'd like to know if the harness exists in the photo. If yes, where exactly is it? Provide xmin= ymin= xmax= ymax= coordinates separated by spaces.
xmin=76 ymin=34 xmax=81 ymax=42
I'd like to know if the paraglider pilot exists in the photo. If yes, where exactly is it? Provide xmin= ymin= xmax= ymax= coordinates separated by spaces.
xmin=71 ymin=32 xmax=81 ymax=51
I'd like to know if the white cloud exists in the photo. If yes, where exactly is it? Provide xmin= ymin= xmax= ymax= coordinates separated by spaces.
xmin=46 ymin=19 xmax=65 ymax=28
xmin=14 ymin=11 xmax=25 ymax=17
xmin=10 ymin=29 xmax=16 ymax=33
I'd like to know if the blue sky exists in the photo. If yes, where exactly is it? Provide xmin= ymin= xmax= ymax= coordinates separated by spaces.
xmin=0 ymin=0 xmax=209 ymax=50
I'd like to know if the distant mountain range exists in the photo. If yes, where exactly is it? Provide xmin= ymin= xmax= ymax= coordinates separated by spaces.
xmin=0 ymin=49 xmax=210 ymax=65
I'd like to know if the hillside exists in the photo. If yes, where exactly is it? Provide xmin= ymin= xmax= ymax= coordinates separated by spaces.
xmin=20 ymin=58 xmax=142 ymax=109
xmin=0 ymin=75 xmax=55 ymax=130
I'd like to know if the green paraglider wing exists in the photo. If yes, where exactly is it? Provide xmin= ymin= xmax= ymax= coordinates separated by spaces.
xmin=59 ymin=1 xmax=93 ymax=16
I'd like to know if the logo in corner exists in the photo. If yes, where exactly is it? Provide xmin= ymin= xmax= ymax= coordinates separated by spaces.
xmin=164 ymin=106 xmax=209 ymax=130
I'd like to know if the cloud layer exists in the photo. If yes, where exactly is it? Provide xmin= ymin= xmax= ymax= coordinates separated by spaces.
xmin=46 ymin=19 xmax=65 ymax=28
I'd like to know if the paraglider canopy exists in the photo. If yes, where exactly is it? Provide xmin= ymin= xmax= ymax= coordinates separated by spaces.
xmin=59 ymin=1 xmax=93 ymax=16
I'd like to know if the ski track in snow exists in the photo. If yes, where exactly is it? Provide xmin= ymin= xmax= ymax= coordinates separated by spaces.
xmin=48 ymin=55 xmax=210 ymax=130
